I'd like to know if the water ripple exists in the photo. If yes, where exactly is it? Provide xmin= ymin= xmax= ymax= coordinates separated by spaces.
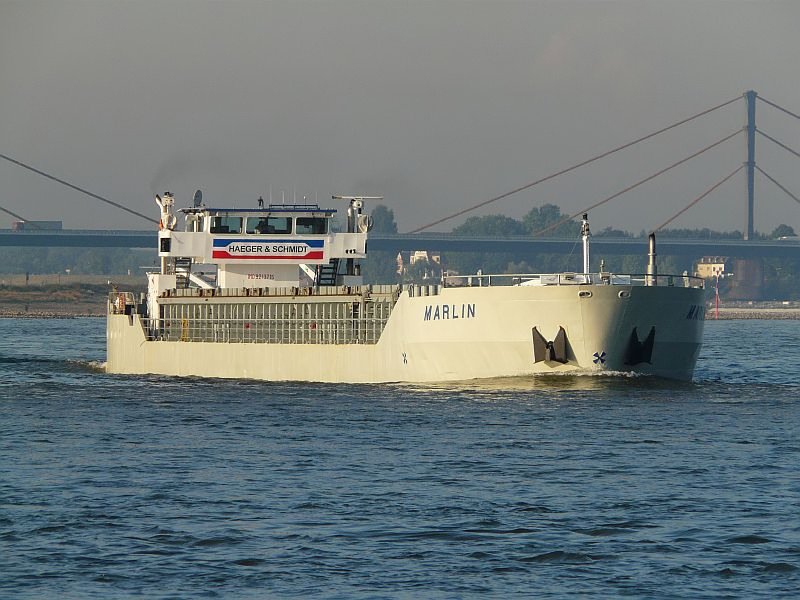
xmin=1 ymin=318 xmax=800 ymax=598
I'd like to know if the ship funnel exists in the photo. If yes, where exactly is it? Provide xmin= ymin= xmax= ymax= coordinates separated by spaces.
xmin=646 ymin=232 xmax=657 ymax=286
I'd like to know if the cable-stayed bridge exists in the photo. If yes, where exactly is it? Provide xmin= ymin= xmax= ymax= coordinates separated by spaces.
xmin=2 ymin=229 xmax=800 ymax=261
xmin=1 ymin=90 xmax=799 ymax=260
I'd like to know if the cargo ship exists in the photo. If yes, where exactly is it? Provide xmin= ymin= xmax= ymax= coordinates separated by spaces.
xmin=106 ymin=192 xmax=705 ymax=382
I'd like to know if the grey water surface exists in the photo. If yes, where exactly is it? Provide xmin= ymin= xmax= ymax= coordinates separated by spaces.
xmin=1 ymin=318 xmax=799 ymax=598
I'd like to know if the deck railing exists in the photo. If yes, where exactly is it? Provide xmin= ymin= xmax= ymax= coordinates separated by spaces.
xmin=143 ymin=297 xmax=396 ymax=344
xmin=110 ymin=291 xmax=397 ymax=345
xmin=442 ymin=272 xmax=705 ymax=289
xmin=108 ymin=291 xmax=137 ymax=315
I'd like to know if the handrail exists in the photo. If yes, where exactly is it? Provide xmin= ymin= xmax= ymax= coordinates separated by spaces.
xmin=442 ymin=272 xmax=705 ymax=289
xmin=108 ymin=291 xmax=137 ymax=314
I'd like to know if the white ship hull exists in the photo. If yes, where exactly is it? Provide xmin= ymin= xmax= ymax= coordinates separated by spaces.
xmin=107 ymin=283 xmax=705 ymax=382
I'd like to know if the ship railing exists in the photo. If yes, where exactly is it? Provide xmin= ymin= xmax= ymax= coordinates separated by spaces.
xmin=442 ymin=272 xmax=705 ymax=289
xmin=108 ymin=291 xmax=138 ymax=315
xmin=136 ymin=298 xmax=395 ymax=345
xmin=137 ymin=316 xmax=390 ymax=344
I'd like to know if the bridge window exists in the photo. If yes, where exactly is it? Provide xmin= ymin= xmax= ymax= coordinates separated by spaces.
xmin=245 ymin=216 xmax=292 ymax=235
xmin=210 ymin=216 xmax=243 ymax=234
xmin=296 ymin=217 xmax=328 ymax=235
xmin=246 ymin=217 xmax=269 ymax=234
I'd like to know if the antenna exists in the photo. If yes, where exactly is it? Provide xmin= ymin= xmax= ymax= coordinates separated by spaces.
xmin=332 ymin=196 xmax=385 ymax=201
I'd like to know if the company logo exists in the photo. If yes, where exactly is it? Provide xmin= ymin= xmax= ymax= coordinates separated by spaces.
xmin=212 ymin=238 xmax=324 ymax=260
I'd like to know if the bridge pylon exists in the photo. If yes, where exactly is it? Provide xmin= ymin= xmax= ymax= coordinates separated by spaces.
xmin=744 ymin=89 xmax=757 ymax=240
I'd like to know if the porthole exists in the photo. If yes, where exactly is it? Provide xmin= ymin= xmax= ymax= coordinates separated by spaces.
xmin=618 ymin=290 xmax=631 ymax=298
xmin=579 ymin=290 xmax=592 ymax=298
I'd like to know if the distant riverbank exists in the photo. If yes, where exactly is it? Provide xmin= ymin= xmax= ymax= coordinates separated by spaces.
xmin=0 ymin=293 xmax=106 ymax=318
xmin=0 ymin=310 xmax=103 ymax=318
xmin=714 ymin=308 xmax=800 ymax=320
xmin=0 ymin=274 xmax=144 ymax=318
xmin=2 ymin=274 xmax=799 ymax=319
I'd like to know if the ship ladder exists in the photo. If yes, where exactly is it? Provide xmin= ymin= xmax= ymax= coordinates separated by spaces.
xmin=316 ymin=259 xmax=340 ymax=287
xmin=174 ymin=257 xmax=192 ymax=289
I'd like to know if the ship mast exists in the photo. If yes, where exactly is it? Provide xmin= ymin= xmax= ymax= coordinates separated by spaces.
xmin=581 ymin=213 xmax=591 ymax=275
xmin=333 ymin=195 xmax=380 ymax=277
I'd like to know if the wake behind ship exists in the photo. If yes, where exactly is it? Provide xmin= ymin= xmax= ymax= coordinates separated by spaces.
xmin=107 ymin=193 xmax=705 ymax=382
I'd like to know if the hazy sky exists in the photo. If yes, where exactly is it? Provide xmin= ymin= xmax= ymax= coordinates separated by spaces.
xmin=1 ymin=0 xmax=799 ymax=234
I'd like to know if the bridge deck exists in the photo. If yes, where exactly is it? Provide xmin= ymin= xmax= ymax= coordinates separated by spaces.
xmin=2 ymin=229 xmax=800 ymax=258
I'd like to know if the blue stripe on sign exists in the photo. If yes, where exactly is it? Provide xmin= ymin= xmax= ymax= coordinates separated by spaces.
xmin=212 ymin=239 xmax=325 ymax=248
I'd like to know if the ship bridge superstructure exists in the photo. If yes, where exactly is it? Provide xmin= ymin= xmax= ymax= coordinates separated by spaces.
xmin=153 ymin=193 xmax=376 ymax=292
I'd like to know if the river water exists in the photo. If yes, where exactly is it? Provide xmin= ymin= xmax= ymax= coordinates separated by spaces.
xmin=1 ymin=317 xmax=799 ymax=598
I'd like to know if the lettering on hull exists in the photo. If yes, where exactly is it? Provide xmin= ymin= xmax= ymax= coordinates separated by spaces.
xmin=686 ymin=305 xmax=706 ymax=320
xmin=423 ymin=303 xmax=476 ymax=321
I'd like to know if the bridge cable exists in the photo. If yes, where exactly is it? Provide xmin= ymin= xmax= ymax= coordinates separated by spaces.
xmin=407 ymin=95 xmax=743 ymax=233
xmin=651 ymin=165 xmax=745 ymax=232
xmin=0 ymin=204 xmax=33 ymax=225
xmin=532 ymin=129 xmax=744 ymax=237
xmin=756 ymin=130 xmax=800 ymax=160
xmin=755 ymin=165 xmax=800 ymax=206
xmin=758 ymin=96 xmax=800 ymax=122
xmin=0 ymin=152 xmax=158 ymax=225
